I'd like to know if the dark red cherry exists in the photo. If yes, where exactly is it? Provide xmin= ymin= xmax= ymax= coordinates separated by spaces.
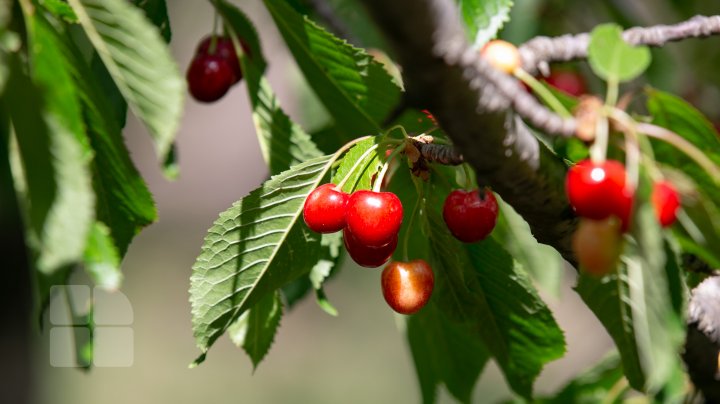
xmin=652 ymin=181 xmax=680 ymax=227
xmin=196 ymin=35 xmax=249 ymax=83
xmin=442 ymin=188 xmax=499 ymax=243
xmin=381 ymin=259 xmax=434 ymax=314
xmin=345 ymin=190 xmax=403 ymax=247
xmin=544 ymin=70 xmax=586 ymax=97
xmin=303 ymin=183 xmax=348 ymax=233
xmin=566 ymin=159 xmax=634 ymax=228
xmin=186 ymin=54 xmax=235 ymax=103
xmin=343 ymin=227 xmax=397 ymax=268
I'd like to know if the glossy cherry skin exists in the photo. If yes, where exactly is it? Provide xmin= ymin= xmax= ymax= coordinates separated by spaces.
xmin=303 ymin=184 xmax=349 ymax=233
xmin=186 ymin=54 xmax=235 ymax=103
xmin=343 ymin=227 xmax=397 ymax=268
xmin=572 ymin=217 xmax=622 ymax=276
xmin=345 ymin=190 xmax=403 ymax=247
xmin=442 ymin=188 xmax=499 ymax=243
xmin=566 ymin=159 xmax=634 ymax=227
xmin=543 ymin=70 xmax=586 ymax=97
xmin=480 ymin=40 xmax=521 ymax=74
xmin=197 ymin=35 xmax=248 ymax=83
xmin=381 ymin=259 xmax=434 ymax=315
xmin=652 ymin=181 xmax=680 ymax=227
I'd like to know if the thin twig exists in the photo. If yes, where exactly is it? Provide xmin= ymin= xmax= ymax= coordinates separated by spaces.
xmin=519 ymin=15 xmax=720 ymax=74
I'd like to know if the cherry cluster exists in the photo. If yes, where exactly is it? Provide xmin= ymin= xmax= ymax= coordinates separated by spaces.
xmin=566 ymin=159 xmax=681 ymax=275
xmin=187 ymin=35 xmax=247 ymax=103
xmin=304 ymin=184 xmax=435 ymax=314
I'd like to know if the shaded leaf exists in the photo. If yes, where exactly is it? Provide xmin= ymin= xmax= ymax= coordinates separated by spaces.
xmin=213 ymin=0 xmax=267 ymax=72
xmin=190 ymin=155 xmax=335 ymax=364
xmin=242 ymin=290 xmax=283 ymax=368
xmin=264 ymin=0 xmax=401 ymax=141
xmin=68 ymin=0 xmax=185 ymax=169
xmin=535 ymin=352 xmax=626 ymax=404
xmin=132 ymin=0 xmax=171 ymax=42
xmin=8 ymin=15 xmax=95 ymax=274
xmin=39 ymin=0 xmax=79 ymax=23
xmin=407 ymin=301 xmax=489 ymax=404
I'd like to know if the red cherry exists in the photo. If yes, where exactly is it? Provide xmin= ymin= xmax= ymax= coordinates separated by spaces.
xmin=572 ymin=217 xmax=622 ymax=276
xmin=544 ymin=70 xmax=586 ymax=97
xmin=652 ymin=181 xmax=680 ymax=227
xmin=381 ymin=259 xmax=434 ymax=314
xmin=566 ymin=159 xmax=634 ymax=228
xmin=186 ymin=54 xmax=235 ymax=103
xmin=197 ymin=35 xmax=249 ymax=83
xmin=442 ymin=188 xmax=499 ymax=243
xmin=345 ymin=190 xmax=403 ymax=247
xmin=343 ymin=227 xmax=397 ymax=268
xmin=303 ymin=184 xmax=348 ymax=233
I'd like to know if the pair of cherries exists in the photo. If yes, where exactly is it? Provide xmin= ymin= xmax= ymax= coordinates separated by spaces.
xmin=566 ymin=159 xmax=680 ymax=229
xmin=566 ymin=159 xmax=681 ymax=275
xmin=187 ymin=35 xmax=247 ymax=103
xmin=303 ymin=184 xmax=403 ymax=268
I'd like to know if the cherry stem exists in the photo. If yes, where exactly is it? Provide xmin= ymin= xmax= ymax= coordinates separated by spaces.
xmin=373 ymin=144 xmax=404 ymax=192
xmin=605 ymin=78 xmax=619 ymax=107
xmin=385 ymin=125 xmax=411 ymax=139
xmin=209 ymin=12 xmax=220 ymax=54
xmin=402 ymin=188 xmax=423 ymax=262
xmin=611 ymin=108 xmax=720 ymax=184
xmin=461 ymin=163 xmax=476 ymax=190
xmin=335 ymin=143 xmax=380 ymax=191
xmin=514 ymin=68 xmax=572 ymax=118
xmin=619 ymin=120 xmax=641 ymax=190
xmin=636 ymin=122 xmax=720 ymax=184
xmin=589 ymin=115 xmax=609 ymax=164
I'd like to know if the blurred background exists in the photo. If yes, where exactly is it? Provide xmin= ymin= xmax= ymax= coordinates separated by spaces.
xmin=36 ymin=0 xmax=720 ymax=403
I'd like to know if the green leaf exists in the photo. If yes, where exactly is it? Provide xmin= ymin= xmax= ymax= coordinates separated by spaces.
xmin=8 ymin=15 xmax=95 ymax=274
xmin=216 ymin=0 xmax=323 ymax=176
xmin=588 ymin=24 xmax=651 ymax=83
xmin=61 ymin=19 xmax=157 ymax=256
xmin=263 ymin=0 xmax=401 ymax=142
xmin=68 ymin=0 xmax=185 ymax=171
xmin=242 ymin=290 xmax=283 ymax=368
xmin=536 ymin=352 xmax=626 ymax=403
xmin=576 ymin=182 xmax=685 ymax=393
xmin=463 ymin=238 xmax=566 ymax=398
xmin=190 ymin=155 xmax=336 ymax=364
xmin=493 ymin=196 xmax=564 ymax=297
xmin=83 ymin=222 xmax=122 ymax=291
xmin=574 ymin=268 xmax=645 ymax=389
xmin=458 ymin=0 xmax=514 ymax=47
xmin=424 ymin=202 xmax=565 ymax=398
xmin=331 ymin=137 xmax=383 ymax=193
xmin=407 ymin=301 xmax=490 ymax=404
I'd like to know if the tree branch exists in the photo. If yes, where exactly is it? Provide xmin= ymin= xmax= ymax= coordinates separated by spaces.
xmin=519 ymin=15 xmax=720 ymax=75
xmin=362 ymin=0 xmax=578 ymax=263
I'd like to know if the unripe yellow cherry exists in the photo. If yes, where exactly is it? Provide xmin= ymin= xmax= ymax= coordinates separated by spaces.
xmin=480 ymin=40 xmax=521 ymax=74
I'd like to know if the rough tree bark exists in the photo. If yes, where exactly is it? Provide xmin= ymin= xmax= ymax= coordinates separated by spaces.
xmin=362 ymin=0 xmax=579 ymax=263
